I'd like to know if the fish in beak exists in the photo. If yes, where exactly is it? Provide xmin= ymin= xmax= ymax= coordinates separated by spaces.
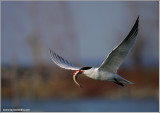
xmin=73 ymin=70 xmax=84 ymax=88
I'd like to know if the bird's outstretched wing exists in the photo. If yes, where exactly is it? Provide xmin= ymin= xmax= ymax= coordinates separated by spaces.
xmin=49 ymin=49 xmax=81 ymax=70
xmin=99 ymin=16 xmax=139 ymax=73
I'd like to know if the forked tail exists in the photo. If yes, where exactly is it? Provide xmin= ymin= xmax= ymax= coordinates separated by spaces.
xmin=120 ymin=78 xmax=134 ymax=84
xmin=114 ymin=76 xmax=134 ymax=87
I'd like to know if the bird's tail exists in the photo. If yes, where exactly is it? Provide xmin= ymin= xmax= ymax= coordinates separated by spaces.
xmin=115 ymin=74 xmax=134 ymax=85
xmin=120 ymin=78 xmax=134 ymax=84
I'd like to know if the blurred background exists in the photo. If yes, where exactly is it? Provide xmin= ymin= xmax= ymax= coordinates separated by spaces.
xmin=1 ymin=1 xmax=159 ymax=112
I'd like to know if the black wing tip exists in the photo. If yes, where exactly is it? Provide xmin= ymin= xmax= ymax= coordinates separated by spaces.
xmin=49 ymin=48 xmax=53 ymax=54
xmin=49 ymin=48 xmax=56 ymax=56
xmin=131 ymin=16 xmax=139 ymax=28
xmin=49 ymin=49 xmax=56 ymax=61
xmin=49 ymin=49 xmax=58 ymax=61
xmin=123 ymin=16 xmax=139 ymax=42
xmin=137 ymin=16 xmax=139 ymax=21
xmin=134 ymin=16 xmax=139 ymax=29
xmin=134 ymin=16 xmax=139 ymax=27
xmin=135 ymin=16 xmax=139 ymax=25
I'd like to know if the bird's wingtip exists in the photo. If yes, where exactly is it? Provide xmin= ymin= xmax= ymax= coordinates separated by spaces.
xmin=136 ymin=16 xmax=139 ymax=23
xmin=136 ymin=15 xmax=139 ymax=22
xmin=49 ymin=48 xmax=52 ymax=53
xmin=49 ymin=48 xmax=56 ymax=55
xmin=49 ymin=48 xmax=53 ymax=53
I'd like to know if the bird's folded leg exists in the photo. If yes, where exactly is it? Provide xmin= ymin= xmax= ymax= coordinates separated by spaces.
xmin=113 ymin=78 xmax=124 ymax=87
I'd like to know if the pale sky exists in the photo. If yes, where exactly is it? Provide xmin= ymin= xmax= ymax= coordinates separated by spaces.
xmin=1 ymin=1 xmax=159 ymax=67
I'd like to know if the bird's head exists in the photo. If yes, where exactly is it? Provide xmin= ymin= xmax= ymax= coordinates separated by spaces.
xmin=73 ymin=67 xmax=92 ymax=76
xmin=72 ymin=67 xmax=92 ymax=87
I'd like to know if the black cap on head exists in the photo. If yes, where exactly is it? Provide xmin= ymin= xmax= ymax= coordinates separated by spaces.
xmin=80 ymin=67 xmax=92 ymax=70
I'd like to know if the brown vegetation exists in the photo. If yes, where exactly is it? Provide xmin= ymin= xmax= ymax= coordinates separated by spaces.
xmin=1 ymin=65 xmax=159 ymax=100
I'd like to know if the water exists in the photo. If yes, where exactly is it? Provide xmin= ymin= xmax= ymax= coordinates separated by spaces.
xmin=1 ymin=98 xmax=159 ymax=112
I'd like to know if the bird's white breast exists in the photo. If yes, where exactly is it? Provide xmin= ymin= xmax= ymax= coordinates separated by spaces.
xmin=84 ymin=68 xmax=115 ymax=81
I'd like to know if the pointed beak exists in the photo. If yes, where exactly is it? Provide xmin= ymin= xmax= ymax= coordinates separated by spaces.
xmin=73 ymin=70 xmax=83 ymax=88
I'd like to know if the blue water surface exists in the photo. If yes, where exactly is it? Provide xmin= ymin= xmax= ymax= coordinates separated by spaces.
xmin=1 ymin=98 xmax=159 ymax=112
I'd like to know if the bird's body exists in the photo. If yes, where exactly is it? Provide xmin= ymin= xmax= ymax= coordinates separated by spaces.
xmin=82 ymin=68 xmax=133 ymax=84
xmin=49 ymin=16 xmax=139 ymax=87
xmin=82 ymin=68 xmax=111 ymax=81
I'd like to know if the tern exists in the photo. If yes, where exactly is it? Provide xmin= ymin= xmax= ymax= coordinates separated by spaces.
xmin=49 ymin=16 xmax=139 ymax=87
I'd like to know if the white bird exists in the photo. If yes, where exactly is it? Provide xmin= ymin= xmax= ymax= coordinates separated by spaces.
xmin=49 ymin=16 xmax=139 ymax=87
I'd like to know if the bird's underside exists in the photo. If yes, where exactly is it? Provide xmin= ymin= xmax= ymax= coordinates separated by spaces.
xmin=73 ymin=69 xmax=127 ymax=87
xmin=49 ymin=16 xmax=139 ymax=88
xmin=73 ymin=70 xmax=125 ymax=87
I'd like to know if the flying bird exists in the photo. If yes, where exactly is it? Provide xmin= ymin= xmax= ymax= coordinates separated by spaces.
xmin=49 ymin=16 xmax=139 ymax=87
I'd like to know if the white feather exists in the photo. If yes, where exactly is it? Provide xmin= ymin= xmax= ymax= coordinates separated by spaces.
xmin=49 ymin=49 xmax=81 ymax=70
